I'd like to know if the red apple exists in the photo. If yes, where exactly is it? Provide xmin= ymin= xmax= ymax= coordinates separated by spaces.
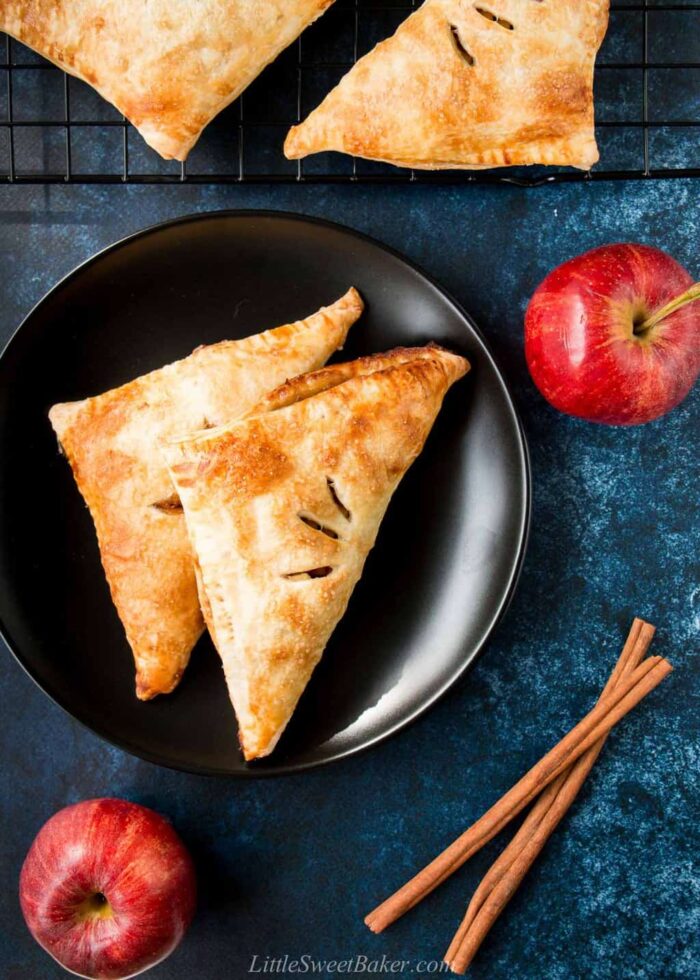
xmin=19 ymin=799 xmax=196 ymax=979
xmin=525 ymin=243 xmax=700 ymax=424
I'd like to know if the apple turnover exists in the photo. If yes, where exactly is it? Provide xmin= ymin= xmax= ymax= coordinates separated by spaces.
xmin=285 ymin=0 xmax=609 ymax=171
xmin=49 ymin=289 xmax=363 ymax=700
xmin=1 ymin=0 xmax=335 ymax=160
xmin=164 ymin=345 xmax=469 ymax=760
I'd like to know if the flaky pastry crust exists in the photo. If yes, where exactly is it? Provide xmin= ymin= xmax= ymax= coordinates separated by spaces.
xmin=1 ymin=0 xmax=334 ymax=160
xmin=49 ymin=289 xmax=363 ymax=699
xmin=164 ymin=345 xmax=469 ymax=760
xmin=285 ymin=0 xmax=609 ymax=171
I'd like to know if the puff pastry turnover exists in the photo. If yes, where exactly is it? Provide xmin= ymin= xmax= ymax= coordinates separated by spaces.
xmin=285 ymin=0 xmax=609 ymax=170
xmin=49 ymin=289 xmax=363 ymax=700
xmin=1 ymin=0 xmax=334 ymax=160
xmin=164 ymin=345 xmax=469 ymax=760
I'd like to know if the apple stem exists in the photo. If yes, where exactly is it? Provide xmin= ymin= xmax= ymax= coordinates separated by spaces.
xmin=636 ymin=281 xmax=700 ymax=333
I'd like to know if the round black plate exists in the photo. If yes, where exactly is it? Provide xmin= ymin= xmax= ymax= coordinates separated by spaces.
xmin=0 ymin=211 xmax=529 ymax=776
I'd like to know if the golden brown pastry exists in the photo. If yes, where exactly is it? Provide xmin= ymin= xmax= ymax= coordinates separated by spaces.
xmin=285 ymin=0 xmax=609 ymax=171
xmin=1 ymin=0 xmax=334 ymax=160
xmin=164 ymin=345 xmax=469 ymax=760
xmin=49 ymin=289 xmax=363 ymax=700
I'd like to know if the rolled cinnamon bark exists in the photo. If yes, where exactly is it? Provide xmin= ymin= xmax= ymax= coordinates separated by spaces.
xmin=444 ymin=618 xmax=656 ymax=973
xmin=365 ymin=641 xmax=671 ymax=935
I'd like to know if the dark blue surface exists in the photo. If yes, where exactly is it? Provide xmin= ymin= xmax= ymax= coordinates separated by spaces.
xmin=0 ymin=180 xmax=698 ymax=980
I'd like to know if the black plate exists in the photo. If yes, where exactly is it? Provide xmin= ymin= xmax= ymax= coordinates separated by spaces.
xmin=0 ymin=211 xmax=529 ymax=776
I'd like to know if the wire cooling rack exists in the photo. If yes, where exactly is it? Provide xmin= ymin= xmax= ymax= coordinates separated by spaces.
xmin=1 ymin=0 xmax=698 ymax=186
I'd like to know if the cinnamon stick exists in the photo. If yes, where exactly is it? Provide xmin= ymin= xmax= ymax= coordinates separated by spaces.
xmin=365 ymin=642 xmax=671 ymax=934
xmin=444 ymin=618 xmax=656 ymax=973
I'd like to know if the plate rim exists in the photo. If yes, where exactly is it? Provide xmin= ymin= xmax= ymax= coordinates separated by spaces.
xmin=0 ymin=208 xmax=531 ymax=778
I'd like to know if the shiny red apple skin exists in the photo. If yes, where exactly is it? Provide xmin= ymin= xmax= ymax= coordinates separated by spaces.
xmin=19 ymin=799 xmax=196 ymax=980
xmin=525 ymin=243 xmax=700 ymax=425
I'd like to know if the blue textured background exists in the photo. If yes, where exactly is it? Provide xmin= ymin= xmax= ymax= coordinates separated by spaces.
xmin=0 ymin=180 xmax=698 ymax=979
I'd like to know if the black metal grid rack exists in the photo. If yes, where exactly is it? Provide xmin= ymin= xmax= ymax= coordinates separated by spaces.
xmin=1 ymin=0 xmax=698 ymax=186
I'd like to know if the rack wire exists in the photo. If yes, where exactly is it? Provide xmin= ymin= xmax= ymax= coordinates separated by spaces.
xmin=1 ymin=0 xmax=698 ymax=186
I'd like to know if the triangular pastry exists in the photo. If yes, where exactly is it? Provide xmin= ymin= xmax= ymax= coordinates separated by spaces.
xmin=1 ymin=0 xmax=334 ymax=160
xmin=49 ymin=289 xmax=363 ymax=700
xmin=164 ymin=345 xmax=469 ymax=760
xmin=285 ymin=0 xmax=609 ymax=171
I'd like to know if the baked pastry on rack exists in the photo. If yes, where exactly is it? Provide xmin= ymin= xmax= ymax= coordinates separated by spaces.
xmin=285 ymin=0 xmax=609 ymax=171
xmin=1 ymin=0 xmax=335 ymax=160
xmin=164 ymin=345 xmax=469 ymax=760
xmin=49 ymin=289 xmax=362 ymax=700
